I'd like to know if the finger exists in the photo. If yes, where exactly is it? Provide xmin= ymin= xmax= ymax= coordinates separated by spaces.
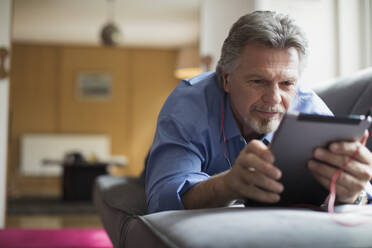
xmin=244 ymin=139 xmax=275 ymax=163
xmin=232 ymin=154 xmax=283 ymax=194
xmin=239 ymin=168 xmax=284 ymax=194
xmin=251 ymin=172 xmax=284 ymax=194
xmin=313 ymin=148 xmax=372 ymax=181
xmin=239 ymin=184 xmax=281 ymax=203
xmin=239 ymin=152 xmax=281 ymax=180
xmin=308 ymin=160 xmax=366 ymax=193
xmin=328 ymin=140 xmax=372 ymax=164
xmin=361 ymin=130 xmax=369 ymax=145
xmin=309 ymin=172 xmax=354 ymax=201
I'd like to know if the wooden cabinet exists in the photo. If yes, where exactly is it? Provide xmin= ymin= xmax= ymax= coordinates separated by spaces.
xmin=9 ymin=43 xmax=178 ymax=196
xmin=58 ymin=47 xmax=132 ymax=175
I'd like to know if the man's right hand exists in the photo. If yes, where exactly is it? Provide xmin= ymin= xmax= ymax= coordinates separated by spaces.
xmin=222 ymin=139 xmax=284 ymax=203
xmin=182 ymin=140 xmax=283 ymax=209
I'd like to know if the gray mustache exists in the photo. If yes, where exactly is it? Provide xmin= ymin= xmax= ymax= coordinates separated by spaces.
xmin=252 ymin=106 xmax=285 ymax=113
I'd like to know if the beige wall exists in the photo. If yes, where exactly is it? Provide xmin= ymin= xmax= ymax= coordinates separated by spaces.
xmin=0 ymin=0 xmax=12 ymax=228
xmin=8 ymin=43 xmax=178 ymax=196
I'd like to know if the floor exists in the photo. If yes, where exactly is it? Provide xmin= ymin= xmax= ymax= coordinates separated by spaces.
xmin=6 ymin=214 xmax=103 ymax=228
xmin=6 ymin=197 xmax=104 ymax=228
xmin=4 ymin=198 xmax=112 ymax=247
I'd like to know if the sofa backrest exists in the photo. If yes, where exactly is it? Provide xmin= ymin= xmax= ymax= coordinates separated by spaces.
xmin=315 ymin=68 xmax=372 ymax=151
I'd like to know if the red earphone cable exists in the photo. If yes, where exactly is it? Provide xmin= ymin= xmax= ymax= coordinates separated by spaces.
xmin=327 ymin=129 xmax=372 ymax=226
xmin=223 ymin=87 xmax=372 ymax=224
xmin=297 ymin=91 xmax=372 ymax=225
xmin=221 ymin=94 xmax=232 ymax=168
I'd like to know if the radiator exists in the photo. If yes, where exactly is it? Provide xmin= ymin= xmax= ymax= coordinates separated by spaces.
xmin=20 ymin=134 xmax=111 ymax=176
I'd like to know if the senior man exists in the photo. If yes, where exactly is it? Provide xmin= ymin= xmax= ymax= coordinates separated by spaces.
xmin=145 ymin=11 xmax=372 ymax=213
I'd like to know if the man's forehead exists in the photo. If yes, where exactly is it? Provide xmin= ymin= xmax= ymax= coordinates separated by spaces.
xmin=242 ymin=68 xmax=299 ymax=82
xmin=239 ymin=60 xmax=300 ymax=80
xmin=241 ymin=43 xmax=299 ymax=60
xmin=237 ymin=44 xmax=301 ymax=78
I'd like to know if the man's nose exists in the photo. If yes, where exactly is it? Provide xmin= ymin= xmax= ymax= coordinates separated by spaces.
xmin=262 ymin=84 xmax=281 ymax=105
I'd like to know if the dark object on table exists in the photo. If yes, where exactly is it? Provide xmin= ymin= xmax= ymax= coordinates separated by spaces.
xmin=64 ymin=152 xmax=86 ymax=165
xmin=63 ymin=162 xmax=108 ymax=202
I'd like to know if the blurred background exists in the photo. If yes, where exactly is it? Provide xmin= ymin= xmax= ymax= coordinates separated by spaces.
xmin=1 ymin=0 xmax=372 ymax=229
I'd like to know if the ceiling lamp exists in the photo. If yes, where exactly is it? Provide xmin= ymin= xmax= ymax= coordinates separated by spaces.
xmin=100 ymin=0 xmax=122 ymax=46
xmin=174 ymin=46 xmax=202 ymax=79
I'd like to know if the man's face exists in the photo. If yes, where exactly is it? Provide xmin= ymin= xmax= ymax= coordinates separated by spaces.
xmin=223 ymin=42 xmax=300 ymax=137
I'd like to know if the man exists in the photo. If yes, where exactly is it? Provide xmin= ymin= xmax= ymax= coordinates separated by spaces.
xmin=145 ymin=11 xmax=372 ymax=213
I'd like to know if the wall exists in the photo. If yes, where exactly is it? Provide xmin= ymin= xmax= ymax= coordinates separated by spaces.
xmin=337 ymin=0 xmax=372 ymax=76
xmin=200 ymin=0 xmax=255 ymax=70
xmin=200 ymin=0 xmax=372 ymax=88
xmin=256 ymin=0 xmax=339 ymax=88
xmin=0 ymin=0 xmax=12 ymax=228
xmin=257 ymin=0 xmax=372 ymax=87
xmin=8 ymin=43 xmax=178 ymax=197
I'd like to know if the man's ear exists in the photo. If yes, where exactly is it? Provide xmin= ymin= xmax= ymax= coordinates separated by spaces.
xmin=222 ymin=72 xmax=230 ymax=93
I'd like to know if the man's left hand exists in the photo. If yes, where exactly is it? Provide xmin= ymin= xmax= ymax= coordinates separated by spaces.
xmin=308 ymin=131 xmax=372 ymax=204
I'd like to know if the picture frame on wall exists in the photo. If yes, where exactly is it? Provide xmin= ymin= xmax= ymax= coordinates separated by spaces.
xmin=76 ymin=72 xmax=112 ymax=101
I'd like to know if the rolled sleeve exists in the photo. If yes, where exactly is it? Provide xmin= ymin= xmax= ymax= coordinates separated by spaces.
xmin=146 ymin=149 xmax=210 ymax=213
xmin=155 ymin=173 xmax=210 ymax=213
xmin=146 ymin=116 xmax=209 ymax=213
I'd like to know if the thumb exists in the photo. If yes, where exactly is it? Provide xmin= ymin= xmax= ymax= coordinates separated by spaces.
xmin=361 ymin=130 xmax=369 ymax=146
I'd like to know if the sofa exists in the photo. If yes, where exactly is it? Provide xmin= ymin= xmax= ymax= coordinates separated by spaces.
xmin=93 ymin=68 xmax=372 ymax=248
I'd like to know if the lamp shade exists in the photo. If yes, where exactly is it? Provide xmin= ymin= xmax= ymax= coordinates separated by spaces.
xmin=174 ymin=46 xmax=201 ymax=79
xmin=100 ymin=22 xmax=122 ymax=46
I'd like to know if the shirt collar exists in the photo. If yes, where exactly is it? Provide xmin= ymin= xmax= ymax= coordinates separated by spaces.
xmin=262 ymin=132 xmax=274 ymax=145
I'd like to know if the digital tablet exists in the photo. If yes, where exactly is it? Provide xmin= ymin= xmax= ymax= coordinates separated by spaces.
xmin=265 ymin=112 xmax=372 ymax=206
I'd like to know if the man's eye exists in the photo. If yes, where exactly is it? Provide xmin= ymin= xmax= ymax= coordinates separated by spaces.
xmin=251 ymin=79 xmax=263 ymax=84
xmin=282 ymin=81 xmax=294 ymax=86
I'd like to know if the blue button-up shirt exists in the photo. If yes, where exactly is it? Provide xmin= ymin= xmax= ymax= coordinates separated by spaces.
xmin=145 ymin=72 xmax=372 ymax=213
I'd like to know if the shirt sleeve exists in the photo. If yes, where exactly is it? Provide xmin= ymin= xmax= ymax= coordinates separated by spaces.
xmin=295 ymin=85 xmax=334 ymax=116
xmin=145 ymin=115 xmax=209 ymax=213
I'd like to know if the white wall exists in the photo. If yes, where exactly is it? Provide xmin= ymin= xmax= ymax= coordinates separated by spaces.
xmin=254 ymin=0 xmax=339 ymax=88
xmin=260 ymin=0 xmax=372 ymax=87
xmin=12 ymin=0 xmax=200 ymax=48
xmin=201 ymin=0 xmax=372 ymax=89
xmin=200 ymin=0 xmax=256 ymax=70
xmin=0 ymin=0 xmax=12 ymax=228
xmin=337 ymin=0 xmax=372 ymax=76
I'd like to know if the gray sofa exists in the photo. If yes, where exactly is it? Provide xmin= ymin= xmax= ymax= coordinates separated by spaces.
xmin=93 ymin=68 xmax=372 ymax=248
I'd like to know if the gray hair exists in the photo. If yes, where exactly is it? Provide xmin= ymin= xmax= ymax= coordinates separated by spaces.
xmin=216 ymin=10 xmax=308 ymax=85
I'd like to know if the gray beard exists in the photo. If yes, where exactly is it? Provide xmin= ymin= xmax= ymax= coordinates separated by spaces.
xmin=245 ymin=115 xmax=282 ymax=134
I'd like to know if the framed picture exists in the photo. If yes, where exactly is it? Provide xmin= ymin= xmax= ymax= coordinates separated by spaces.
xmin=76 ymin=72 xmax=112 ymax=100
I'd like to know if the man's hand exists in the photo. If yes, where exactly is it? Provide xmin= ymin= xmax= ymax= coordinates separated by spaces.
xmin=222 ymin=140 xmax=283 ymax=203
xmin=181 ymin=140 xmax=283 ymax=209
xmin=308 ymin=131 xmax=372 ymax=204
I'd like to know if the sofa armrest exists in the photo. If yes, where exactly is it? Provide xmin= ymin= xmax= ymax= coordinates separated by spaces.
xmin=93 ymin=175 xmax=147 ymax=247
xmin=125 ymin=206 xmax=372 ymax=248
xmin=315 ymin=68 xmax=372 ymax=151
xmin=315 ymin=68 xmax=372 ymax=117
